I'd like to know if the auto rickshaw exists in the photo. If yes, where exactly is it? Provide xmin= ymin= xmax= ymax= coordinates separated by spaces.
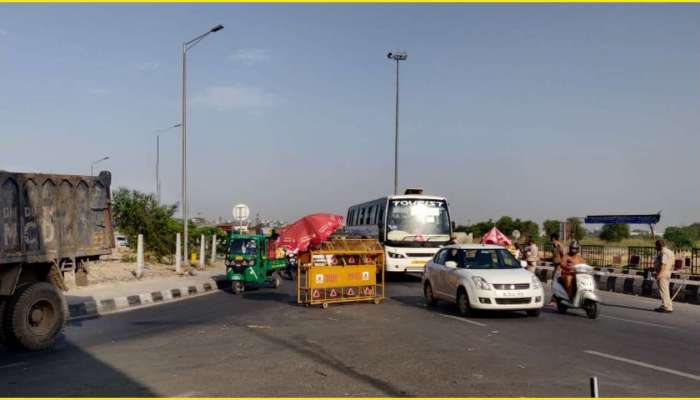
xmin=225 ymin=233 xmax=287 ymax=294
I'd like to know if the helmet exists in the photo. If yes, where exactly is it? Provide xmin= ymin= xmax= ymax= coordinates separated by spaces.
xmin=569 ymin=240 xmax=580 ymax=253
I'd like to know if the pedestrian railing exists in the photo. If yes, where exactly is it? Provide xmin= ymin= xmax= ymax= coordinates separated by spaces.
xmin=535 ymin=243 xmax=699 ymax=276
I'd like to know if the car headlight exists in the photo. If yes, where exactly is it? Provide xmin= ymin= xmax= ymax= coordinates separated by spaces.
xmin=471 ymin=276 xmax=491 ymax=290
xmin=531 ymin=275 xmax=542 ymax=289
xmin=387 ymin=251 xmax=406 ymax=259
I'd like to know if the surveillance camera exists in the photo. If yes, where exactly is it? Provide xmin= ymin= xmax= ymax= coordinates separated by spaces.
xmin=387 ymin=52 xmax=393 ymax=59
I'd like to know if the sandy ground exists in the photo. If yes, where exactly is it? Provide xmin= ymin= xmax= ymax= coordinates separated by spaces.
xmin=82 ymin=248 xmax=222 ymax=289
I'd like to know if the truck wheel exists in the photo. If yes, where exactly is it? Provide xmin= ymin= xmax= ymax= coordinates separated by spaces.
xmin=0 ymin=297 xmax=8 ymax=345
xmin=5 ymin=282 xmax=67 ymax=351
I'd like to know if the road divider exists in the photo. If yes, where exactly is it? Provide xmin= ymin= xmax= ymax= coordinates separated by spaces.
xmin=67 ymin=279 xmax=220 ymax=320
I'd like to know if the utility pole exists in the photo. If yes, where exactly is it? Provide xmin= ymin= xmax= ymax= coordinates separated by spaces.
xmin=387 ymin=51 xmax=407 ymax=195
xmin=180 ymin=24 xmax=224 ymax=265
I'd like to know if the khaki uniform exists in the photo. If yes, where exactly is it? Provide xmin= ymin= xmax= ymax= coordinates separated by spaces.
xmin=654 ymin=247 xmax=675 ymax=311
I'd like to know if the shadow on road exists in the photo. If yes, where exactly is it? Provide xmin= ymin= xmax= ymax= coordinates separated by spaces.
xmin=240 ymin=324 xmax=411 ymax=397
xmin=390 ymin=295 xmax=531 ymax=319
xmin=0 ymin=338 xmax=156 ymax=396
xmin=601 ymin=302 xmax=655 ymax=313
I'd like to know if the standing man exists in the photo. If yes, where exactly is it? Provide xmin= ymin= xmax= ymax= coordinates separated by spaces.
xmin=550 ymin=233 xmax=565 ymax=275
xmin=654 ymin=239 xmax=675 ymax=313
xmin=524 ymin=237 xmax=539 ymax=272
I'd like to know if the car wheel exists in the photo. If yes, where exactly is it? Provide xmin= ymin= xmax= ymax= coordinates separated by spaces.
xmin=424 ymin=282 xmax=437 ymax=307
xmin=583 ymin=300 xmax=599 ymax=319
xmin=456 ymin=287 xmax=472 ymax=317
xmin=526 ymin=308 xmax=541 ymax=317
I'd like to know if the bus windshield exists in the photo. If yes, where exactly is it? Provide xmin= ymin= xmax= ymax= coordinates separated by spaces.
xmin=386 ymin=199 xmax=450 ymax=243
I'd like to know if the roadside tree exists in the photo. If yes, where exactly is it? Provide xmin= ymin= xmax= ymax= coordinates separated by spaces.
xmin=599 ymin=223 xmax=630 ymax=242
xmin=663 ymin=226 xmax=697 ymax=249
xmin=543 ymin=220 xmax=560 ymax=237
xmin=112 ymin=188 xmax=180 ymax=260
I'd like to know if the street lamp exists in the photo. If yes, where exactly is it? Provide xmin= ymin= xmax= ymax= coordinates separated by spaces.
xmin=387 ymin=51 xmax=407 ymax=195
xmin=155 ymin=123 xmax=182 ymax=204
xmin=90 ymin=156 xmax=109 ymax=176
xmin=181 ymin=24 xmax=224 ymax=265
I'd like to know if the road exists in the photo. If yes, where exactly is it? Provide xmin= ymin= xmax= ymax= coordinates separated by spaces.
xmin=1 ymin=275 xmax=699 ymax=397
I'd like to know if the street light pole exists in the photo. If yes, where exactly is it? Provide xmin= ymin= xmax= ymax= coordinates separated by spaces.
xmin=90 ymin=156 xmax=109 ymax=176
xmin=387 ymin=51 xmax=407 ymax=195
xmin=155 ymin=123 xmax=181 ymax=204
xmin=181 ymin=24 xmax=224 ymax=266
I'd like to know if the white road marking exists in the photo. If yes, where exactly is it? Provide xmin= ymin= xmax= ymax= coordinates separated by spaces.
xmin=584 ymin=350 xmax=700 ymax=382
xmin=172 ymin=391 xmax=205 ymax=397
xmin=439 ymin=313 xmax=487 ymax=327
xmin=601 ymin=315 xmax=674 ymax=329
xmin=0 ymin=362 xmax=28 ymax=369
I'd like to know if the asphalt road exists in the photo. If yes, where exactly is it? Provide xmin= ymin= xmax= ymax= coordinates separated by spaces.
xmin=1 ymin=275 xmax=699 ymax=397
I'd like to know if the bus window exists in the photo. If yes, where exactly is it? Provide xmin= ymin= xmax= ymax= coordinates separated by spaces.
xmin=367 ymin=206 xmax=374 ymax=225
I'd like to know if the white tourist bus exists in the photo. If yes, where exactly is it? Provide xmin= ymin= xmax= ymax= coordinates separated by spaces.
xmin=346 ymin=189 xmax=453 ymax=273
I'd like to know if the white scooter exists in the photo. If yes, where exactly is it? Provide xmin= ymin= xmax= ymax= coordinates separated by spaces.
xmin=551 ymin=264 xmax=600 ymax=319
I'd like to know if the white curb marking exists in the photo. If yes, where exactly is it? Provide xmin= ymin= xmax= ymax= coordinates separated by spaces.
xmin=439 ymin=313 xmax=487 ymax=327
xmin=584 ymin=350 xmax=700 ymax=382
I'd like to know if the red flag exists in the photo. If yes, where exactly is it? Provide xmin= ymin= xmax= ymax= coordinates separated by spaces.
xmin=276 ymin=213 xmax=344 ymax=252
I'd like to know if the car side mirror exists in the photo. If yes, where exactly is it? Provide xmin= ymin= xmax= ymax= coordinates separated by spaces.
xmin=520 ymin=260 xmax=528 ymax=268
xmin=445 ymin=260 xmax=458 ymax=268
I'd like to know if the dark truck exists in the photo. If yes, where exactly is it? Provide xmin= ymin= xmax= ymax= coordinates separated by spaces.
xmin=0 ymin=170 xmax=113 ymax=350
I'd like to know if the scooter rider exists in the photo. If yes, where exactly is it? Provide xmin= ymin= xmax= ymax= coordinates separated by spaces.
xmin=560 ymin=241 xmax=584 ymax=300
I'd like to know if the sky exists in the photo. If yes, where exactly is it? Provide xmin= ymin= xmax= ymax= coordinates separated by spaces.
xmin=1 ymin=4 xmax=699 ymax=229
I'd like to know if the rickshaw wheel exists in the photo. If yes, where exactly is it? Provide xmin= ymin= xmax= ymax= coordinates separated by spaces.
xmin=232 ymin=281 xmax=243 ymax=295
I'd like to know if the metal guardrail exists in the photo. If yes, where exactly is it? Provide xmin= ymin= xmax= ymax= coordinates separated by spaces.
xmin=535 ymin=243 xmax=699 ymax=276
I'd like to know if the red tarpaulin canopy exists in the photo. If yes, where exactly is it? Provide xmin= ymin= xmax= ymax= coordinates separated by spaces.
xmin=276 ymin=213 xmax=344 ymax=252
xmin=480 ymin=227 xmax=512 ymax=246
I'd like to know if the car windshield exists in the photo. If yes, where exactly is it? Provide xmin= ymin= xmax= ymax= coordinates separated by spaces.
xmin=385 ymin=199 xmax=450 ymax=243
xmin=462 ymin=249 xmax=521 ymax=269
xmin=228 ymin=238 xmax=257 ymax=256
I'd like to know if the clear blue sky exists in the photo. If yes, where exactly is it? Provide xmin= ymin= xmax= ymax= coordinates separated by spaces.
xmin=1 ymin=5 xmax=699 ymax=228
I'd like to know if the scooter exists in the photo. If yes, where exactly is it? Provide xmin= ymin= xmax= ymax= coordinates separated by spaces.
xmin=551 ymin=263 xmax=600 ymax=319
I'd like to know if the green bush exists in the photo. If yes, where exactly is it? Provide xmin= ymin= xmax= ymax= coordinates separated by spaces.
xmin=599 ymin=224 xmax=630 ymax=242
xmin=112 ymin=188 xmax=181 ymax=260
xmin=664 ymin=226 xmax=697 ymax=249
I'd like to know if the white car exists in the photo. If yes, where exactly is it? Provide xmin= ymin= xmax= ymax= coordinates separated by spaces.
xmin=422 ymin=244 xmax=544 ymax=317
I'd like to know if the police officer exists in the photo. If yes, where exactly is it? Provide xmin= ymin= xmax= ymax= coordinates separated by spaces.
xmin=653 ymin=239 xmax=675 ymax=313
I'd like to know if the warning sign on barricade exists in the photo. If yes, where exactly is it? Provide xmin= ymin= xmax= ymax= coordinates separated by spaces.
xmin=295 ymin=238 xmax=384 ymax=308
